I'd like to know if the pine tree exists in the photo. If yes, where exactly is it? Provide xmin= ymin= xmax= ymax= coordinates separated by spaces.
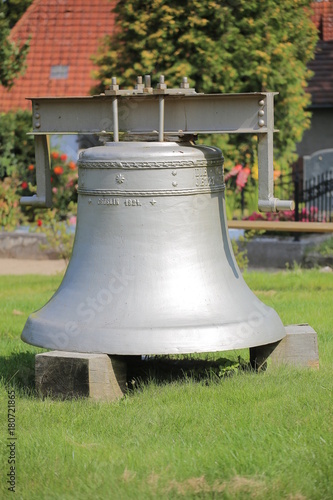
xmin=92 ymin=0 xmax=318 ymax=171
xmin=0 ymin=3 xmax=30 ymax=88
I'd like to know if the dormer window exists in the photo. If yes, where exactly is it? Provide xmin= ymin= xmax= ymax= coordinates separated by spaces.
xmin=50 ymin=65 xmax=69 ymax=79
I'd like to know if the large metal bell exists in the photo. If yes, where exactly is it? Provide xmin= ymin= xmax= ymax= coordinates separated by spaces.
xmin=21 ymin=141 xmax=285 ymax=354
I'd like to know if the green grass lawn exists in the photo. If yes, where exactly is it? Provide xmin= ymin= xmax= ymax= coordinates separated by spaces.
xmin=0 ymin=269 xmax=332 ymax=499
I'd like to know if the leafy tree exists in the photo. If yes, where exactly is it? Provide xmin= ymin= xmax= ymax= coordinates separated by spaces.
xmin=0 ymin=110 xmax=34 ymax=178
xmin=92 ymin=0 xmax=318 ymax=172
xmin=1 ymin=0 xmax=33 ymax=29
xmin=0 ymin=2 xmax=30 ymax=88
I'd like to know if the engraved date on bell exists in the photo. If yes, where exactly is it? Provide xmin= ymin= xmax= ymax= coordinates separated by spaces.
xmin=195 ymin=167 xmax=215 ymax=187
xmin=124 ymin=199 xmax=141 ymax=207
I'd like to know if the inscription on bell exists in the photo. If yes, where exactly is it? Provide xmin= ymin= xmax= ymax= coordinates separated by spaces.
xmin=97 ymin=198 xmax=120 ymax=206
xmin=195 ymin=167 xmax=215 ymax=187
xmin=124 ymin=199 xmax=141 ymax=206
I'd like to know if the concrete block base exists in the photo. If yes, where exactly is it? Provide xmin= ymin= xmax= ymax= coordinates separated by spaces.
xmin=250 ymin=323 xmax=319 ymax=371
xmin=35 ymin=324 xmax=319 ymax=400
xmin=35 ymin=351 xmax=127 ymax=401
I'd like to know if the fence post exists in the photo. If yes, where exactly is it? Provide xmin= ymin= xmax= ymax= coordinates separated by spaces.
xmin=294 ymin=172 xmax=300 ymax=241
xmin=294 ymin=173 xmax=299 ymax=222
xmin=241 ymin=188 xmax=245 ymax=217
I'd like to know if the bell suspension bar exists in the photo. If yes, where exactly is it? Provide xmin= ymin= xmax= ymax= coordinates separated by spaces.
xmin=21 ymin=75 xmax=294 ymax=212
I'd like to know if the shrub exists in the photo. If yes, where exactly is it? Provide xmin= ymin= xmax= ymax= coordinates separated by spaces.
xmin=0 ymin=110 xmax=35 ymax=179
xmin=34 ymin=206 xmax=76 ymax=264
xmin=0 ymin=174 xmax=27 ymax=230
xmin=245 ymin=206 xmax=326 ymax=223
xmin=0 ymin=110 xmax=78 ymax=224
xmin=15 ymin=151 xmax=78 ymax=223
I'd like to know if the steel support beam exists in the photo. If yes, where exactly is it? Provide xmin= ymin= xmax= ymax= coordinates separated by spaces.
xmin=25 ymin=91 xmax=293 ymax=212
xmin=29 ymin=92 xmax=275 ymax=135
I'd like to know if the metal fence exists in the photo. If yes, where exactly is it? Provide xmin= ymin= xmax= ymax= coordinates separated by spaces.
xmin=238 ymin=170 xmax=333 ymax=222
xmin=272 ymin=170 xmax=333 ymax=222
xmin=300 ymin=171 xmax=333 ymax=222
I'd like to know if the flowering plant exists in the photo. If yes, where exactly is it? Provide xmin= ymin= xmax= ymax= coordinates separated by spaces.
xmin=245 ymin=210 xmax=294 ymax=222
xmin=225 ymin=164 xmax=251 ymax=191
xmin=34 ymin=206 xmax=76 ymax=263
xmin=245 ymin=206 xmax=326 ymax=223
xmin=224 ymin=162 xmax=258 ymax=219
xmin=19 ymin=150 xmax=78 ymax=222
xmin=0 ymin=175 xmax=27 ymax=230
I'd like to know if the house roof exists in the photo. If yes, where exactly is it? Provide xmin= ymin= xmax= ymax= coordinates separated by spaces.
xmin=311 ymin=0 xmax=333 ymax=41
xmin=0 ymin=0 xmax=116 ymax=112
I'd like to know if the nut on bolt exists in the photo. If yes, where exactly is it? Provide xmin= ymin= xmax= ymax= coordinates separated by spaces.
xmin=110 ymin=77 xmax=119 ymax=91
xmin=180 ymin=77 xmax=190 ymax=89
xmin=135 ymin=76 xmax=145 ymax=92
xmin=157 ymin=75 xmax=167 ymax=90
xmin=144 ymin=75 xmax=153 ymax=93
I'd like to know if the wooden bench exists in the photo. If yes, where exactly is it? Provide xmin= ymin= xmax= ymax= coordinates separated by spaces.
xmin=228 ymin=221 xmax=333 ymax=233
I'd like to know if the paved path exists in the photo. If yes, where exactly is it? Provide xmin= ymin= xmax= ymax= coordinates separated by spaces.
xmin=0 ymin=258 xmax=67 ymax=275
xmin=1 ymin=258 xmax=330 ymax=276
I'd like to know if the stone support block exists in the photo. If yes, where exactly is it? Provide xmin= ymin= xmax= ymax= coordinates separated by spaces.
xmin=35 ymin=351 xmax=127 ymax=401
xmin=250 ymin=323 xmax=319 ymax=371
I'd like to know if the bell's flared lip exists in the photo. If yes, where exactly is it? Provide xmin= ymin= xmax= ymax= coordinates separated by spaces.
xmin=21 ymin=310 xmax=285 ymax=355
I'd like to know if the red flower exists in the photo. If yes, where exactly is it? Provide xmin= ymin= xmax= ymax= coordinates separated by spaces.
xmin=236 ymin=166 xmax=250 ymax=190
xmin=28 ymin=164 xmax=34 ymax=171
xmin=51 ymin=152 xmax=59 ymax=159
xmin=21 ymin=181 xmax=28 ymax=189
xmin=60 ymin=153 xmax=67 ymax=162
xmin=37 ymin=219 xmax=42 ymax=227
xmin=225 ymin=164 xmax=243 ymax=182
xmin=247 ymin=211 xmax=265 ymax=221
xmin=69 ymin=161 xmax=76 ymax=170
xmin=54 ymin=165 xmax=64 ymax=175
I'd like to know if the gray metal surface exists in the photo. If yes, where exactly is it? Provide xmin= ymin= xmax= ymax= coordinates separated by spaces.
xmin=22 ymin=88 xmax=293 ymax=212
xmin=20 ymin=136 xmax=52 ymax=207
xmin=29 ymin=93 xmax=272 ymax=135
xmin=21 ymin=142 xmax=286 ymax=354
xmin=257 ymin=93 xmax=294 ymax=212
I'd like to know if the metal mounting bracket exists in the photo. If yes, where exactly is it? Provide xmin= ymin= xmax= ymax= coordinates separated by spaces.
xmin=22 ymin=78 xmax=294 ymax=212
xmin=20 ymin=135 xmax=52 ymax=208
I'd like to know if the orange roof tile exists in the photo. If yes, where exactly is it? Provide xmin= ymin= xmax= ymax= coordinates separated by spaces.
xmin=312 ymin=0 xmax=333 ymax=41
xmin=0 ymin=0 xmax=117 ymax=112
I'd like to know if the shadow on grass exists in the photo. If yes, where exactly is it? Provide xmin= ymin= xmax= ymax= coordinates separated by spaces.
xmin=0 ymin=351 xmax=36 ymax=393
xmin=0 ymin=352 xmax=253 ymax=399
xmin=126 ymin=355 xmax=251 ymax=390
